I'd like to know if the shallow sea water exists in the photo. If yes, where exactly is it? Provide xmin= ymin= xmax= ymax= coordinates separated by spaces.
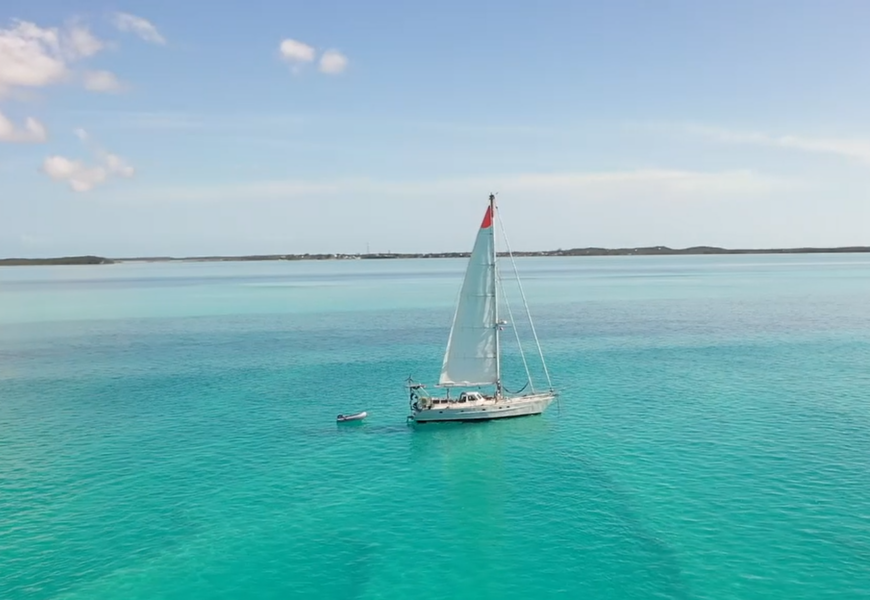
xmin=1 ymin=255 xmax=870 ymax=599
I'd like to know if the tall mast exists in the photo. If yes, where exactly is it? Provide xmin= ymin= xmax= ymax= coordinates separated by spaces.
xmin=491 ymin=193 xmax=501 ymax=397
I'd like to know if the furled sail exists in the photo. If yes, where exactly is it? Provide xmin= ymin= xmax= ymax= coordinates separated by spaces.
xmin=438 ymin=206 xmax=498 ymax=387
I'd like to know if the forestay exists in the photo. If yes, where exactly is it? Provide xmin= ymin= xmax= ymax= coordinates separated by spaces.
xmin=438 ymin=206 xmax=498 ymax=387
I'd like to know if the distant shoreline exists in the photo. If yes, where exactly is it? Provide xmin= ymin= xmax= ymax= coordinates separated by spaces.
xmin=2 ymin=246 xmax=870 ymax=266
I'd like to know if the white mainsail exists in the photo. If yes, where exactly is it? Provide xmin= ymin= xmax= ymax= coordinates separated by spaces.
xmin=438 ymin=206 xmax=498 ymax=387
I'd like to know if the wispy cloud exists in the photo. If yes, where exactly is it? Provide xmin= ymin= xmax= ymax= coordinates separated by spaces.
xmin=90 ymin=111 xmax=207 ymax=130
xmin=0 ymin=109 xmax=47 ymax=142
xmin=59 ymin=110 xmax=312 ymax=133
xmin=112 ymin=13 xmax=166 ymax=45
xmin=279 ymin=39 xmax=315 ymax=73
xmin=62 ymin=20 xmax=104 ymax=58
xmin=279 ymin=38 xmax=348 ymax=75
xmin=407 ymin=120 xmax=556 ymax=136
xmin=41 ymin=128 xmax=134 ymax=192
xmin=63 ymin=109 xmax=561 ymax=141
xmin=82 ymin=69 xmax=126 ymax=93
xmin=318 ymin=50 xmax=348 ymax=74
xmin=106 ymin=168 xmax=788 ymax=204
xmin=666 ymin=123 xmax=870 ymax=167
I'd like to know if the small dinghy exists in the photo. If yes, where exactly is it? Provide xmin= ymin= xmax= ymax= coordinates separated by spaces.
xmin=337 ymin=411 xmax=367 ymax=423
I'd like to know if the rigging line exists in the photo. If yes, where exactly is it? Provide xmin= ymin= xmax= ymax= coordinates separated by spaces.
xmin=497 ymin=208 xmax=554 ymax=391
xmin=498 ymin=263 xmax=534 ymax=393
xmin=502 ymin=381 xmax=529 ymax=394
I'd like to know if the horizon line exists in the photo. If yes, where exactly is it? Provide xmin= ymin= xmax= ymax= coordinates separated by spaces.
xmin=4 ymin=244 xmax=870 ymax=265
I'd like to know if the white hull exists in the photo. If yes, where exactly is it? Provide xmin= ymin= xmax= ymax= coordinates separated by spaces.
xmin=337 ymin=411 xmax=367 ymax=422
xmin=411 ymin=392 xmax=555 ymax=423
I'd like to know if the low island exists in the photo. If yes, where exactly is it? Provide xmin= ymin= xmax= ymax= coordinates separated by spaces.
xmin=0 ymin=255 xmax=116 ymax=266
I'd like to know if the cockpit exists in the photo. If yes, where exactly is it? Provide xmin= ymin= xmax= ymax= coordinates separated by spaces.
xmin=457 ymin=391 xmax=485 ymax=403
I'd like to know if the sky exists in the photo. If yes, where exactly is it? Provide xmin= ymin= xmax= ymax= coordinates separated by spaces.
xmin=1 ymin=0 xmax=869 ymax=257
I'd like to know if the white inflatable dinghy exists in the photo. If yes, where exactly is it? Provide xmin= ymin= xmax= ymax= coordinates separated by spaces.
xmin=337 ymin=411 xmax=367 ymax=423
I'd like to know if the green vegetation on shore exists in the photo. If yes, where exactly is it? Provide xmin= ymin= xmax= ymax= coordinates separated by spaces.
xmin=2 ymin=246 xmax=870 ymax=266
xmin=0 ymin=256 xmax=115 ymax=266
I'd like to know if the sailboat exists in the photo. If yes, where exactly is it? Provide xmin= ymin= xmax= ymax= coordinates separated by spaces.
xmin=407 ymin=194 xmax=557 ymax=423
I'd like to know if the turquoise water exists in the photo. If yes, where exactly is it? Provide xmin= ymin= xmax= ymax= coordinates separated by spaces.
xmin=2 ymin=255 xmax=870 ymax=599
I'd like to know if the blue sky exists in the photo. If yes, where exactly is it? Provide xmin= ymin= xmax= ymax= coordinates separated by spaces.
xmin=1 ymin=0 xmax=869 ymax=256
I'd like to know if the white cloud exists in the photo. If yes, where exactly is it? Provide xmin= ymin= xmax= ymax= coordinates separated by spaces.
xmin=82 ymin=69 xmax=125 ymax=92
xmin=318 ymin=50 xmax=348 ymax=74
xmin=0 ymin=109 xmax=47 ymax=142
xmin=0 ymin=19 xmax=112 ymax=96
xmin=41 ymin=128 xmax=135 ymax=192
xmin=676 ymin=124 xmax=870 ymax=167
xmin=42 ymin=155 xmax=108 ymax=191
xmin=112 ymin=13 xmax=166 ymax=45
xmin=278 ymin=39 xmax=349 ymax=75
xmin=0 ymin=20 xmax=69 ymax=90
xmin=279 ymin=39 xmax=315 ymax=70
xmin=111 ymin=168 xmax=786 ymax=204
xmin=62 ymin=22 xmax=103 ymax=58
xmin=103 ymin=152 xmax=134 ymax=177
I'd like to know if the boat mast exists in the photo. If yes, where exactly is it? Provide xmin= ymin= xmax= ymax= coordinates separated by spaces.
xmin=491 ymin=193 xmax=501 ymax=398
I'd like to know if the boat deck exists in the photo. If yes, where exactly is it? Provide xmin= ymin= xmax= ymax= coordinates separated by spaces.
xmin=411 ymin=392 xmax=556 ymax=422
xmin=416 ymin=392 xmax=555 ymax=411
